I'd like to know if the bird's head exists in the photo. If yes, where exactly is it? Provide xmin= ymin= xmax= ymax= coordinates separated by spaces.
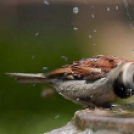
xmin=113 ymin=62 xmax=134 ymax=98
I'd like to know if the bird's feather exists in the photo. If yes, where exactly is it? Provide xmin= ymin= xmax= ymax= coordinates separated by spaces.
xmin=6 ymin=73 xmax=47 ymax=83
xmin=48 ymin=55 xmax=125 ymax=80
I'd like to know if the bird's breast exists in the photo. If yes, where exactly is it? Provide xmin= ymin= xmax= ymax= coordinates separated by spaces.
xmin=49 ymin=78 xmax=118 ymax=106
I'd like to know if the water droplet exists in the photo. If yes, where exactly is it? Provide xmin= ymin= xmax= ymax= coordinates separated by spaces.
xmin=42 ymin=66 xmax=48 ymax=70
xmin=130 ymin=24 xmax=134 ymax=29
xmin=63 ymin=73 xmax=68 ymax=76
xmin=107 ymin=7 xmax=110 ymax=11
xmin=118 ymin=107 xmax=123 ymax=112
xmin=35 ymin=33 xmax=39 ymax=36
xmin=41 ymin=88 xmax=55 ymax=97
xmin=91 ymin=6 xmax=95 ymax=9
xmin=55 ymin=115 xmax=60 ymax=119
xmin=43 ymin=0 xmax=49 ymax=5
xmin=83 ymin=0 xmax=87 ymax=4
xmin=33 ymin=84 xmax=36 ymax=87
xmin=80 ymin=58 xmax=84 ymax=64
xmin=126 ymin=11 xmax=131 ymax=20
xmin=73 ymin=7 xmax=79 ymax=14
xmin=93 ymin=29 xmax=97 ymax=32
xmin=115 ymin=5 xmax=119 ymax=10
xmin=90 ymin=94 xmax=94 ymax=98
xmin=123 ymin=0 xmax=128 ymax=8
xmin=91 ymin=14 xmax=95 ymax=18
xmin=73 ymin=27 xmax=78 ymax=31
xmin=31 ymin=55 xmax=35 ymax=60
xmin=76 ymin=98 xmax=80 ymax=101
xmin=89 ymin=35 xmax=92 ymax=38
xmin=61 ymin=56 xmax=68 ymax=61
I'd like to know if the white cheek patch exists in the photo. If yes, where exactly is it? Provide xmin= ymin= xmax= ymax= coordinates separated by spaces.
xmin=122 ymin=62 xmax=134 ymax=84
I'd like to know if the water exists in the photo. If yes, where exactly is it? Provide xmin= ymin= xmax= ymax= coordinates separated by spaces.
xmin=91 ymin=14 xmax=95 ymax=18
xmin=44 ymin=0 xmax=49 ymax=5
xmin=61 ymin=56 xmax=68 ymax=61
xmin=73 ymin=7 xmax=79 ymax=14
xmin=107 ymin=7 xmax=110 ymax=11
xmin=73 ymin=27 xmax=78 ymax=31
xmin=42 ymin=66 xmax=48 ymax=71
xmin=93 ymin=29 xmax=97 ymax=33
xmin=31 ymin=55 xmax=35 ymax=60
xmin=35 ymin=32 xmax=39 ymax=36
xmin=55 ymin=115 xmax=60 ymax=119
xmin=115 ymin=5 xmax=119 ymax=11
xmin=89 ymin=35 xmax=92 ymax=38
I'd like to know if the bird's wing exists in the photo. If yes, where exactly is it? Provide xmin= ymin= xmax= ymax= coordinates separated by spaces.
xmin=48 ymin=55 xmax=125 ymax=80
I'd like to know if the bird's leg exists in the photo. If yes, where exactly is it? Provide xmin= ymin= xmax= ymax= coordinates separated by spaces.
xmin=78 ymin=99 xmax=96 ymax=109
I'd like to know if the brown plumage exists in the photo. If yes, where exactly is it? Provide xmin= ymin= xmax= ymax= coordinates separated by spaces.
xmin=48 ymin=55 xmax=124 ymax=80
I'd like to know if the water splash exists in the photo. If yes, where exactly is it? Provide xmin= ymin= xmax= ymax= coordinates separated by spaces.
xmin=123 ymin=0 xmax=128 ymax=8
xmin=122 ymin=0 xmax=131 ymax=20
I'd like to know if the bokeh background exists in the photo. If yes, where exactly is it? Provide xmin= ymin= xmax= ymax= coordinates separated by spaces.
xmin=1 ymin=0 xmax=134 ymax=134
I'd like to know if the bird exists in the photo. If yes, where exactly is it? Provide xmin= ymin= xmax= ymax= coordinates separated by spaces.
xmin=6 ymin=55 xmax=134 ymax=108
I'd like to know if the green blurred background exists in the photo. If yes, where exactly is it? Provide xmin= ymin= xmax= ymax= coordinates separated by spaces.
xmin=1 ymin=0 xmax=134 ymax=134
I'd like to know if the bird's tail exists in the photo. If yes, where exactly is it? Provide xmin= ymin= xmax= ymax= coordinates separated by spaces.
xmin=6 ymin=73 xmax=49 ymax=83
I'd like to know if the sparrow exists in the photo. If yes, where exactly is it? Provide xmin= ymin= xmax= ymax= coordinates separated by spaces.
xmin=6 ymin=55 xmax=134 ymax=108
